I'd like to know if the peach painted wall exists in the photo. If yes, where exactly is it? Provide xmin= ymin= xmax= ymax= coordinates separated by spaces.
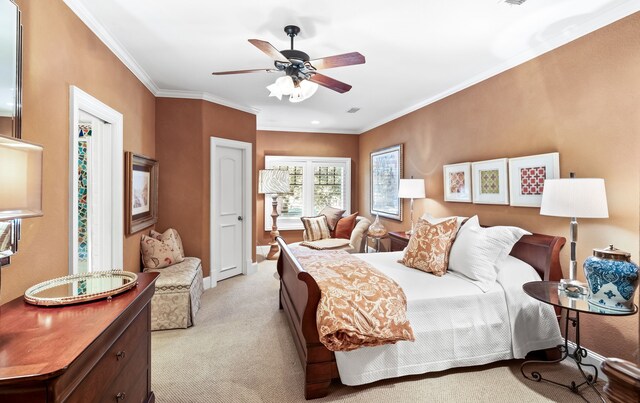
xmin=256 ymin=130 xmax=360 ymax=246
xmin=358 ymin=14 xmax=640 ymax=362
xmin=155 ymin=98 xmax=256 ymax=277
xmin=2 ymin=0 xmax=156 ymax=303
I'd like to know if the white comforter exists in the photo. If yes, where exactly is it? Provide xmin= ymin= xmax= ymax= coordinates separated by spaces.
xmin=334 ymin=252 xmax=562 ymax=386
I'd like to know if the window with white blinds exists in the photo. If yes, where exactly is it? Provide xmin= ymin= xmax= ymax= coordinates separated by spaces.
xmin=264 ymin=156 xmax=351 ymax=231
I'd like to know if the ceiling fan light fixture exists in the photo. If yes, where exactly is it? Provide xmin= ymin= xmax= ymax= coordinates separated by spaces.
xmin=289 ymin=87 xmax=305 ymax=103
xmin=266 ymin=82 xmax=283 ymax=100
xmin=300 ymin=80 xmax=318 ymax=98
xmin=275 ymin=76 xmax=294 ymax=95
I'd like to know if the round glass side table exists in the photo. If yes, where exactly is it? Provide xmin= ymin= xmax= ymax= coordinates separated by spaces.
xmin=521 ymin=281 xmax=638 ymax=403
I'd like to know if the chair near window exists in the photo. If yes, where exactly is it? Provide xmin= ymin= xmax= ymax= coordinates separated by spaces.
xmin=300 ymin=215 xmax=371 ymax=254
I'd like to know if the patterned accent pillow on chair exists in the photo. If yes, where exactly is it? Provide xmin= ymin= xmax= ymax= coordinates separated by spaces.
xmin=401 ymin=217 xmax=459 ymax=276
xmin=141 ymin=232 xmax=185 ymax=269
xmin=150 ymin=228 xmax=185 ymax=258
xmin=301 ymin=215 xmax=331 ymax=241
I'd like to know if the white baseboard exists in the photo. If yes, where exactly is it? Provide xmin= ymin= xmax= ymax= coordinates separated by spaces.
xmin=203 ymin=276 xmax=212 ymax=290
xmin=247 ymin=259 xmax=258 ymax=275
xmin=565 ymin=340 xmax=608 ymax=382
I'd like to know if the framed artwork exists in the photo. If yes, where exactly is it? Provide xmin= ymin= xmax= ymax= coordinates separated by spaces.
xmin=443 ymin=162 xmax=472 ymax=202
xmin=472 ymin=158 xmax=509 ymax=205
xmin=125 ymin=152 xmax=158 ymax=234
xmin=370 ymin=144 xmax=403 ymax=221
xmin=508 ymin=152 xmax=560 ymax=207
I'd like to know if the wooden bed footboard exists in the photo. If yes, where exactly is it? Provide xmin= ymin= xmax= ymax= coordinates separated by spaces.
xmin=276 ymin=237 xmax=338 ymax=399
xmin=276 ymin=232 xmax=565 ymax=400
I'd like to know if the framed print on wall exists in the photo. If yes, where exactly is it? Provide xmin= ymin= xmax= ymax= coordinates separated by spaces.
xmin=125 ymin=152 xmax=159 ymax=234
xmin=443 ymin=162 xmax=472 ymax=202
xmin=508 ymin=152 xmax=560 ymax=207
xmin=370 ymin=144 xmax=403 ymax=221
xmin=472 ymin=158 xmax=509 ymax=205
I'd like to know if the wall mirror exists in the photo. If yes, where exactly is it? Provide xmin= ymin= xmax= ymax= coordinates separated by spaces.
xmin=0 ymin=0 xmax=23 ymax=266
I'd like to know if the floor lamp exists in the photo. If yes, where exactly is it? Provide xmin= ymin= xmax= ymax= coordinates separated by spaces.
xmin=540 ymin=173 xmax=608 ymax=294
xmin=258 ymin=169 xmax=290 ymax=260
xmin=398 ymin=178 xmax=426 ymax=235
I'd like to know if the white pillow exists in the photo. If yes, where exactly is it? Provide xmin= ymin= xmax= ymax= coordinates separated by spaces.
xmin=448 ymin=216 xmax=531 ymax=292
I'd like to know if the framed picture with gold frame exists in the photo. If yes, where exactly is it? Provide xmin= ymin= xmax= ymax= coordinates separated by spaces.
xmin=370 ymin=144 xmax=403 ymax=221
xmin=125 ymin=152 xmax=158 ymax=234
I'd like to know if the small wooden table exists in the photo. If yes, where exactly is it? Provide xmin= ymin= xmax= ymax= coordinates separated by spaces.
xmin=521 ymin=281 xmax=638 ymax=403
xmin=389 ymin=231 xmax=411 ymax=252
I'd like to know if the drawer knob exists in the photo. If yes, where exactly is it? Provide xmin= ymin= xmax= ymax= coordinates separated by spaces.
xmin=116 ymin=392 xmax=126 ymax=401
xmin=116 ymin=350 xmax=126 ymax=360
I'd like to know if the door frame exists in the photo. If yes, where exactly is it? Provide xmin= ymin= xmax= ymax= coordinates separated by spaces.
xmin=210 ymin=137 xmax=253 ymax=288
xmin=69 ymin=86 xmax=124 ymax=274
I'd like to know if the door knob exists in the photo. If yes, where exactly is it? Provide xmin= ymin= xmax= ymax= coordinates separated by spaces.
xmin=237 ymin=216 xmax=243 ymax=221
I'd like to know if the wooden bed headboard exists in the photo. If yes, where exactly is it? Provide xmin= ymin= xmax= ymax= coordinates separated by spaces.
xmin=509 ymin=233 xmax=565 ymax=282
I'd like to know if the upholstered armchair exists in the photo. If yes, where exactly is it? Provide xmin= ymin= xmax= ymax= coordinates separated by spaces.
xmin=301 ymin=216 xmax=371 ymax=253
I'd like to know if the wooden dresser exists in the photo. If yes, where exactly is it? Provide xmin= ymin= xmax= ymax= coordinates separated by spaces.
xmin=389 ymin=231 xmax=411 ymax=252
xmin=0 ymin=272 xmax=159 ymax=402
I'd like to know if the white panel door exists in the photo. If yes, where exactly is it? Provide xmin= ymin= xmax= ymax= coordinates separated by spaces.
xmin=216 ymin=146 xmax=244 ymax=280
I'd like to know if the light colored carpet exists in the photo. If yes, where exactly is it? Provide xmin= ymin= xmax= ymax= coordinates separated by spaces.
xmin=151 ymin=259 xmax=604 ymax=403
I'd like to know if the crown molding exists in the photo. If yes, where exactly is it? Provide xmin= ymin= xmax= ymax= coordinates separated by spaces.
xmin=63 ymin=0 xmax=159 ymax=95
xmin=155 ymin=89 xmax=259 ymax=115
xmin=256 ymin=125 xmax=360 ymax=135
xmin=357 ymin=1 xmax=640 ymax=134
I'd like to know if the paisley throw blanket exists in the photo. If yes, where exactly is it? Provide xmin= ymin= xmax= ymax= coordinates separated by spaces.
xmin=290 ymin=247 xmax=415 ymax=352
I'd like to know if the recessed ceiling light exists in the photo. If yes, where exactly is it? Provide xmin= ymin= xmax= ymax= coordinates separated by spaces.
xmin=311 ymin=120 xmax=320 ymax=125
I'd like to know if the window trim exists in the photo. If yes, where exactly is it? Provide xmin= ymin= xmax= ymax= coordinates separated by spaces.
xmin=264 ymin=156 xmax=351 ymax=231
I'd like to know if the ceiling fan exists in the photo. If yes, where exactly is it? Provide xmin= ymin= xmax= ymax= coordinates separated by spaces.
xmin=212 ymin=25 xmax=365 ymax=102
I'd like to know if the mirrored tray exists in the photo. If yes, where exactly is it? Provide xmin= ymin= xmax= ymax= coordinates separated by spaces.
xmin=24 ymin=271 xmax=138 ymax=306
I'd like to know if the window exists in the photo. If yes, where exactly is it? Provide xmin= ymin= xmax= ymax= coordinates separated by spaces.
xmin=264 ymin=156 xmax=351 ymax=230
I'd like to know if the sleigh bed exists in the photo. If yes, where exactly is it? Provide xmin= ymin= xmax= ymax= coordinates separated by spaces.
xmin=276 ymin=232 xmax=566 ymax=399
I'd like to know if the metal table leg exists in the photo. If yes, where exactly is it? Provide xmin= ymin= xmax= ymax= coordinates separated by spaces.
xmin=520 ymin=309 xmax=604 ymax=402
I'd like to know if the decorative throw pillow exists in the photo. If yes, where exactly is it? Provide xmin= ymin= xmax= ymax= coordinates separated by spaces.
xmin=318 ymin=206 xmax=346 ymax=231
xmin=301 ymin=215 xmax=331 ymax=241
xmin=448 ymin=216 xmax=531 ymax=291
xmin=401 ymin=217 xmax=459 ymax=276
xmin=334 ymin=212 xmax=358 ymax=239
xmin=140 ymin=232 xmax=185 ymax=269
xmin=150 ymin=228 xmax=185 ymax=258
xmin=421 ymin=213 xmax=468 ymax=233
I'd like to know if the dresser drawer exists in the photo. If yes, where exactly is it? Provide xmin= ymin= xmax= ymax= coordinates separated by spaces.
xmin=66 ymin=307 xmax=149 ymax=403
xmin=102 ymin=358 xmax=148 ymax=403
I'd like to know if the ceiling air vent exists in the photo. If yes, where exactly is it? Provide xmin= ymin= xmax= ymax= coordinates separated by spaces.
xmin=347 ymin=107 xmax=360 ymax=114
xmin=504 ymin=0 xmax=527 ymax=4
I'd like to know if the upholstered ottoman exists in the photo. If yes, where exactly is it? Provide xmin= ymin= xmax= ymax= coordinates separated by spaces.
xmin=143 ymin=257 xmax=204 ymax=331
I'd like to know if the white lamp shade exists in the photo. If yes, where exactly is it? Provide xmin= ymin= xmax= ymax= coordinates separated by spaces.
xmin=0 ymin=135 xmax=43 ymax=220
xmin=398 ymin=179 xmax=426 ymax=199
xmin=258 ymin=169 xmax=290 ymax=194
xmin=275 ymin=76 xmax=294 ymax=95
xmin=540 ymin=178 xmax=608 ymax=218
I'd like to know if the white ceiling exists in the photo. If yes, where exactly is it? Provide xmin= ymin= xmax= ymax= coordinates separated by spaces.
xmin=65 ymin=0 xmax=638 ymax=134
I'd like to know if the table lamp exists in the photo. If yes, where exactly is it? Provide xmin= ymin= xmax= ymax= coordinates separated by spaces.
xmin=540 ymin=173 xmax=608 ymax=294
xmin=0 ymin=134 xmax=44 ymax=295
xmin=259 ymin=169 xmax=290 ymax=260
xmin=398 ymin=177 xmax=425 ymax=235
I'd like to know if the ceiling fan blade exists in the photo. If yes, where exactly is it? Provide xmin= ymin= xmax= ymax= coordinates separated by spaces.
xmin=248 ymin=39 xmax=290 ymax=63
xmin=212 ymin=68 xmax=278 ymax=75
xmin=307 ymin=52 xmax=365 ymax=70
xmin=309 ymin=73 xmax=352 ymax=94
